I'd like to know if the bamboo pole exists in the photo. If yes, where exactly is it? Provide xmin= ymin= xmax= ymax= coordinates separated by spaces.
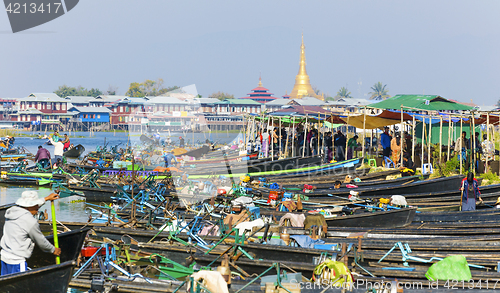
xmin=427 ymin=115 xmax=432 ymax=168
xmin=421 ymin=117 xmax=425 ymax=167
xmin=317 ymin=113 xmax=320 ymax=157
xmin=460 ymin=114 xmax=463 ymax=174
xmin=362 ymin=107 xmax=366 ymax=161
xmin=446 ymin=115 xmax=453 ymax=161
xmin=279 ymin=116 xmax=282 ymax=158
xmin=302 ymin=115 xmax=308 ymax=158
xmin=271 ymin=116 xmax=274 ymax=161
xmin=345 ymin=114 xmax=350 ymax=160
xmin=486 ymin=113 xmax=490 ymax=172
xmin=412 ymin=115 xmax=415 ymax=164
xmin=291 ymin=117 xmax=295 ymax=157
xmin=439 ymin=116 xmax=443 ymax=164
xmin=400 ymin=106 xmax=404 ymax=167
xmin=472 ymin=111 xmax=476 ymax=173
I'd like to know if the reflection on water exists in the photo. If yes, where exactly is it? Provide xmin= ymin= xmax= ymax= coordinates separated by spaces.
xmin=0 ymin=186 xmax=89 ymax=222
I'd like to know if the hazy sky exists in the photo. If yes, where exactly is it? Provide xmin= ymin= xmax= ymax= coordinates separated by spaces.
xmin=1 ymin=0 xmax=499 ymax=105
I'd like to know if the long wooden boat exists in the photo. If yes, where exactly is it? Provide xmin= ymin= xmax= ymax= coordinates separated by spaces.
xmin=0 ymin=153 xmax=28 ymax=161
xmin=0 ymin=260 xmax=76 ymax=293
xmin=63 ymin=144 xmax=85 ymax=158
xmin=187 ymin=157 xmax=363 ymax=179
xmin=324 ymin=207 xmax=417 ymax=228
xmin=140 ymin=134 xmax=156 ymax=144
xmin=182 ymin=145 xmax=210 ymax=158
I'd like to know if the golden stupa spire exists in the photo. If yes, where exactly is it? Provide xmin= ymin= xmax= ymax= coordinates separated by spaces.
xmin=290 ymin=33 xmax=321 ymax=100
xmin=258 ymin=73 xmax=263 ymax=87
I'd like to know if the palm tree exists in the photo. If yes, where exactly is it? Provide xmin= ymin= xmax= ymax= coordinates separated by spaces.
xmin=335 ymin=87 xmax=352 ymax=100
xmin=369 ymin=82 xmax=390 ymax=100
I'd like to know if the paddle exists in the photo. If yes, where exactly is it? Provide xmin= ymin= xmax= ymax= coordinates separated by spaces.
xmin=50 ymin=199 xmax=60 ymax=264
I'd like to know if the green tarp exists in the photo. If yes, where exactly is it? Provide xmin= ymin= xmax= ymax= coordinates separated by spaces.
xmin=415 ymin=122 xmax=481 ymax=145
xmin=370 ymin=95 xmax=474 ymax=111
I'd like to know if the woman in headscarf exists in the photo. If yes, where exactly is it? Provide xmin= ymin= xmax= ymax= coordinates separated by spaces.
xmin=460 ymin=172 xmax=483 ymax=211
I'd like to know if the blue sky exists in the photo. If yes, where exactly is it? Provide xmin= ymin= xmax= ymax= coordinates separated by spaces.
xmin=1 ymin=0 xmax=499 ymax=105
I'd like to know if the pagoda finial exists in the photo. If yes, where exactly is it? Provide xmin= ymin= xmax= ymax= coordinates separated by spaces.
xmin=290 ymin=33 xmax=318 ymax=100
xmin=258 ymin=73 xmax=262 ymax=87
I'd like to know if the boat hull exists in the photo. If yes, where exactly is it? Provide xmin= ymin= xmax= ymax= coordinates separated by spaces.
xmin=0 ymin=261 xmax=75 ymax=293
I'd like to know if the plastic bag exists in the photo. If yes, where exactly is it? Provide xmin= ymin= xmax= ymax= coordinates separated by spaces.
xmin=425 ymin=255 xmax=472 ymax=281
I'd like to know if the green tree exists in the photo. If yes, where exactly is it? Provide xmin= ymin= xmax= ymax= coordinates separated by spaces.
xmin=54 ymin=85 xmax=78 ymax=98
xmin=54 ymin=85 xmax=102 ymax=97
xmin=125 ymin=82 xmax=145 ymax=97
xmin=209 ymin=91 xmax=235 ymax=101
xmin=105 ymin=85 xmax=118 ymax=95
xmin=125 ymin=78 xmax=179 ymax=97
xmin=369 ymin=82 xmax=390 ymax=100
xmin=335 ymin=87 xmax=352 ymax=100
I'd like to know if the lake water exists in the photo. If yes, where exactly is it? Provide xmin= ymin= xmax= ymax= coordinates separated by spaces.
xmin=1 ymin=130 xmax=242 ymax=222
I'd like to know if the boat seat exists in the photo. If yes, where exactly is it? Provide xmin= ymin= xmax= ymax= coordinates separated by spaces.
xmin=383 ymin=157 xmax=394 ymax=168
xmin=368 ymin=158 xmax=377 ymax=167
xmin=422 ymin=163 xmax=433 ymax=175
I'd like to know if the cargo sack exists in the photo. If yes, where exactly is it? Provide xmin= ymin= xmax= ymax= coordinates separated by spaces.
xmin=425 ymin=255 xmax=472 ymax=281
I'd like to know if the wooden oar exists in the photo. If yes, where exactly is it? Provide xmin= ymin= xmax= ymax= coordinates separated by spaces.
xmin=50 ymin=199 xmax=60 ymax=264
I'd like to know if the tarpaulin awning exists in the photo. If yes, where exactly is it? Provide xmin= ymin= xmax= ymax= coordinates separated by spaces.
xmin=338 ymin=110 xmax=413 ymax=129
xmin=368 ymin=95 xmax=474 ymax=111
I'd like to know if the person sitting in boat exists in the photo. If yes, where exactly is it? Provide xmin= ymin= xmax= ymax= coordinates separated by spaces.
xmin=164 ymin=151 xmax=178 ymax=168
xmin=51 ymin=131 xmax=60 ymax=142
xmin=333 ymin=180 xmax=342 ymax=189
xmin=399 ymin=153 xmax=416 ymax=177
xmin=53 ymin=158 xmax=63 ymax=169
xmin=0 ymin=191 xmax=61 ymax=276
xmin=61 ymin=134 xmax=70 ymax=152
xmin=34 ymin=145 xmax=51 ymax=169
xmin=460 ymin=172 xmax=483 ymax=211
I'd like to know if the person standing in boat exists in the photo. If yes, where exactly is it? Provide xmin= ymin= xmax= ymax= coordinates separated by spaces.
xmin=347 ymin=135 xmax=359 ymax=160
xmin=391 ymin=132 xmax=402 ymax=166
xmin=0 ymin=191 xmax=61 ymax=276
xmin=61 ymin=134 xmax=70 ymax=152
xmin=460 ymin=172 xmax=483 ymax=211
xmin=164 ymin=151 xmax=178 ymax=168
xmin=380 ymin=127 xmax=392 ymax=160
xmin=34 ymin=145 xmax=51 ymax=169
xmin=454 ymin=131 xmax=469 ymax=167
xmin=49 ymin=136 xmax=64 ymax=164
xmin=179 ymin=136 xmax=185 ymax=148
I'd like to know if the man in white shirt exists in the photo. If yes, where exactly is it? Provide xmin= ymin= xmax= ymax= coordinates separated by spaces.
xmin=49 ymin=137 xmax=64 ymax=163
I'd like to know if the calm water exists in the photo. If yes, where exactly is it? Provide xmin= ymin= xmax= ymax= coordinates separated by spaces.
xmin=2 ymin=130 xmax=241 ymax=222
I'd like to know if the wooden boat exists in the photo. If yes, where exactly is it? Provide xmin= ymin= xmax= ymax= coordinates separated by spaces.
xmin=0 ymin=260 xmax=76 ymax=293
xmin=324 ymin=207 xmax=417 ymax=228
xmin=63 ymin=144 xmax=85 ymax=158
xmin=0 ymin=153 xmax=28 ymax=162
xmin=187 ymin=157 xmax=363 ymax=179
xmin=140 ymin=134 xmax=156 ymax=145
xmin=182 ymin=145 xmax=210 ymax=158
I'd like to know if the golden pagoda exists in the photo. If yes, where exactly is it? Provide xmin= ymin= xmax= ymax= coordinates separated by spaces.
xmin=289 ymin=34 xmax=321 ymax=100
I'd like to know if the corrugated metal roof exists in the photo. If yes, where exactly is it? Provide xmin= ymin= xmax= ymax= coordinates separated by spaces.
xmin=369 ymin=94 xmax=474 ymax=111
xmin=326 ymin=98 xmax=373 ymax=106
xmin=96 ymin=95 xmax=128 ymax=102
xmin=147 ymin=96 xmax=189 ymax=104
xmin=65 ymin=96 xmax=94 ymax=104
xmin=22 ymin=93 xmax=66 ymax=102
xmin=214 ymin=99 xmax=262 ymax=105
xmin=69 ymin=106 xmax=112 ymax=113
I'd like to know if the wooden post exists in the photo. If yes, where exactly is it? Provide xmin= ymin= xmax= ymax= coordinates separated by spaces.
xmin=279 ymin=116 xmax=282 ymax=158
xmin=302 ymin=115 xmax=308 ymax=158
xmin=460 ymin=114 xmax=463 ymax=174
xmin=271 ymin=116 xmax=274 ymax=161
xmin=439 ymin=116 xmax=443 ymax=164
xmin=317 ymin=113 xmax=321 ymax=157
